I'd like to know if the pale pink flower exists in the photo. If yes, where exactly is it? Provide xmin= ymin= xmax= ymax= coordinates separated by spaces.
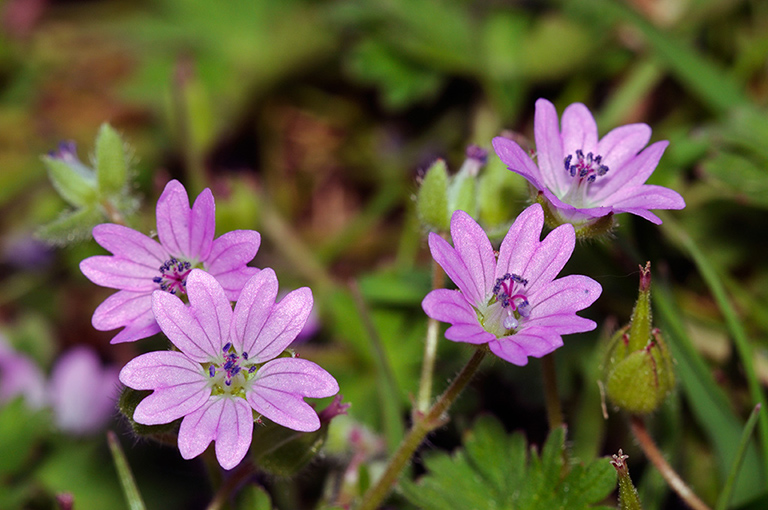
xmin=119 ymin=269 xmax=339 ymax=470
xmin=80 ymin=180 xmax=260 ymax=343
xmin=422 ymin=204 xmax=601 ymax=365
xmin=492 ymin=98 xmax=685 ymax=230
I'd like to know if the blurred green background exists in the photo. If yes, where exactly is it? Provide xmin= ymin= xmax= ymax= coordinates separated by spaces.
xmin=1 ymin=0 xmax=768 ymax=509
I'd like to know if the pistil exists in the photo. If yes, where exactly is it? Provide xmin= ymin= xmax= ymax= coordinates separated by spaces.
xmin=561 ymin=150 xmax=610 ymax=207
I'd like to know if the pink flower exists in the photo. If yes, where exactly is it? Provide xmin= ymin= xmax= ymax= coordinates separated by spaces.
xmin=49 ymin=347 xmax=119 ymax=435
xmin=492 ymin=98 xmax=685 ymax=230
xmin=80 ymin=180 xmax=261 ymax=343
xmin=119 ymin=269 xmax=339 ymax=470
xmin=422 ymin=204 xmax=601 ymax=365
xmin=0 ymin=335 xmax=46 ymax=409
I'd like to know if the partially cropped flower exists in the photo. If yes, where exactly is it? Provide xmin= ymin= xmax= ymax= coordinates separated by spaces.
xmin=119 ymin=269 xmax=339 ymax=470
xmin=0 ymin=335 xmax=46 ymax=409
xmin=422 ymin=204 xmax=601 ymax=365
xmin=492 ymin=98 xmax=685 ymax=234
xmin=49 ymin=347 xmax=119 ymax=435
xmin=80 ymin=180 xmax=261 ymax=343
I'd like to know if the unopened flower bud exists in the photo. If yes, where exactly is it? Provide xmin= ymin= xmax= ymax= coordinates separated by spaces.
xmin=603 ymin=262 xmax=675 ymax=414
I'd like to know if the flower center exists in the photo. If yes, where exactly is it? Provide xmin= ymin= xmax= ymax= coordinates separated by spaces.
xmin=207 ymin=343 xmax=258 ymax=397
xmin=561 ymin=150 xmax=609 ymax=206
xmin=152 ymin=258 xmax=193 ymax=295
xmin=477 ymin=273 xmax=531 ymax=336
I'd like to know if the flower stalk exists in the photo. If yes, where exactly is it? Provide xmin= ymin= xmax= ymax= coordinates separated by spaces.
xmin=541 ymin=353 xmax=563 ymax=430
xmin=416 ymin=260 xmax=446 ymax=414
xmin=629 ymin=415 xmax=711 ymax=510
xmin=357 ymin=346 xmax=488 ymax=510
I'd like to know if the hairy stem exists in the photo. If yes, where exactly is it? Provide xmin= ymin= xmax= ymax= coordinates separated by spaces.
xmin=357 ymin=347 xmax=488 ymax=510
xmin=416 ymin=260 xmax=446 ymax=413
xmin=630 ymin=415 xmax=712 ymax=510
xmin=206 ymin=460 xmax=257 ymax=510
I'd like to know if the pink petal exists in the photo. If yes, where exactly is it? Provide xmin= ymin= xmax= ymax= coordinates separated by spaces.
xmin=488 ymin=339 xmax=529 ymax=366
xmin=132 ymin=382 xmax=211 ymax=425
xmin=422 ymin=289 xmax=478 ymax=326
xmin=92 ymin=224 xmax=168 ymax=263
xmin=507 ymin=326 xmax=564 ymax=357
xmin=428 ymin=233 xmax=481 ymax=306
xmin=178 ymin=397 xmax=253 ymax=470
xmin=246 ymin=286 xmax=313 ymax=363
xmin=496 ymin=203 xmax=544 ymax=279
xmin=120 ymin=351 xmax=207 ymax=389
xmin=109 ymin=315 xmax=162 ymax=344
xmin=591 ymin=141 xmax=668 ymax=202
xmin=561 ymin=103 xmax=598 ymax=158
xmin=92 ymin=290 xmax=152 ymax=330
xmin=520 ymin=223 xmax=575 ymax=289
xmin=533 ymin=98 xmax=566 ymax=195
xmin=213 ymin=267 xmax=260 ymax=301
xmin=186 ymin=270 xmax=233 ymax=352
xmin=528 ymin=275 xmax=602 ymax=317
xmin=523 ymin=314 xmax=597 ymax=335
xmin=445 ymin=324 xmax=495 ymax=344
xmin=152 ymin=291 xmax=221 ymax=361
xmin=189 ymin=188 xmax=215 ymax=261
xmin=247 ymin=386 xmax=321 ymax=433
xmin=492 ymin=136 xmax=548 ymax=191
xmin=596 ymin=123 xmax=651 ymax=173
xmin=603 ymin=184 xmax=686 ymax=219
xmin=253 ymin=358 xmax=339 ymax=398
xmin=450 ymin=210 xmax=497 ymax=301
xmin=80 ymin=256 xmax=159 ymax=291
xmin=156 ymin=180 xmax=192 ymax=259
xmin=232 ymin=269 xmax=279 ymax=355
xmin=205 ymin=230 xmax=261 ymax=274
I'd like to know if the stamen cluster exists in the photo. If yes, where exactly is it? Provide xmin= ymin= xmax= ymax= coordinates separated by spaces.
xmin=153 ymin=258 xmax=192 ymax=294
xmin=564 ymin=149 xmax=609 ymax=183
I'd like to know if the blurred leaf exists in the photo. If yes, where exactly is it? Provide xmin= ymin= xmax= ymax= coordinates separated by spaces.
xmin=566 ymin=0 xmax=749 ymax=114
xmin=401 ymin=416 xmax=616 ymax=510
xmin=347 ymin=40 xmax=443 ymax=110
xmin=0 ymin=399 xmax=50 ymax=476
xmin=41 ymin=154 xmax=97 ymax=209
xmin=236 ymin=485 xmax=273 ymax=510
xmin=35 ymin=440 xmax=125 ymax=510
xmin=95 ymin=124 xmax=129 ymax=195
xmin=358 ymin=267 xmax=431 ymax=306
xmin=701 ymin=152 xmax=768 ymax=208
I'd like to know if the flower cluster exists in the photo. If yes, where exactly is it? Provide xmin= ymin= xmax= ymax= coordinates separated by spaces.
xmin=80 ymin=180 xmax=339 ymax=470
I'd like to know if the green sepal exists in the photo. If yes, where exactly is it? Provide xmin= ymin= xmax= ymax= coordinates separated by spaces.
xmin=416 ymin=159 xmax=450 ymax=232
xmin=36 ymin=205 xmax=104 ymax=246
xmin=42 ymin=154 xmax=97 ymax=208
xmin=250 ymin=417 xmax=329 ymax=477
xmin=447 ymin=169 xmax=477 ymax=217
xmin=118 ymin=387 xmax=180 ymax=443
xmin=95 ymin=123 xmax=129 ymax=195
xmin=627 ymin=262 xmax=652 ymax=352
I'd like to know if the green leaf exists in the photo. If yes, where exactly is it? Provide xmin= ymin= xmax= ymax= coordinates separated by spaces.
xmin=400 ymin=416 xmax=616 ymax=510
xmin=95 ymin=123 xmax=128 ymax=195
xmin=42 ymin=154 xmax=97 ymax=208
